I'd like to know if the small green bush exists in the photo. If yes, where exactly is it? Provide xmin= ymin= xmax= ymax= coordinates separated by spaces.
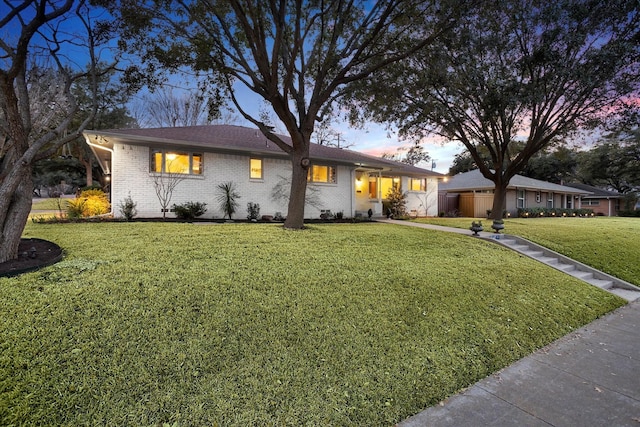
xmin=173 ymin=201 xmax=208 ymax=220
xmin=118 ymin=193 xmax=138 ymax=221
xmin=619 ymin=210 xmax=640 ymax=217
xmin=247 ymin=202 xmax=260 ymax=221
xmin=385 ymin=187 xmax=407 ymax=218
xmin=517 ymin=207 xmax=594 ymax=218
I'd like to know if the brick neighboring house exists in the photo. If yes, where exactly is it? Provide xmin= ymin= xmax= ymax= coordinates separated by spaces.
xmin=83 ymin=125 xmax=443 ymax=219
xmin=563 ymin=183 xmax=624 ymax=216
xmin=438 ymin=169 xmax=589 ymax=217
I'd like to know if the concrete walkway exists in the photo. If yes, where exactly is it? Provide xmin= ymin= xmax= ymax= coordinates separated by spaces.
xmin=376 ymin=220 xmax=640 ymax=426
xmin=400 ymin=301 xmax=640 ymax=426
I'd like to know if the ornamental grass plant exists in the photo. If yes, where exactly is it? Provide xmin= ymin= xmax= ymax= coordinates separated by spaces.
xmin=0 ymin=222 xmax=625 ymax=426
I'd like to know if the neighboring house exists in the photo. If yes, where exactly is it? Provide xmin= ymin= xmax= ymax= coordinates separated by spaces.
xmin=563 ymin=183 xmax=624 ymax=216
xmin=83 ymin=125 xmax=443 ymax=219
xmin=439 ymin=169 xmax=590 ymax=217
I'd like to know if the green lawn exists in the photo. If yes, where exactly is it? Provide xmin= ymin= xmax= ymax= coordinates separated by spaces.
xmin=0 ymin=222 xmax=625 ymax=426
xmin=413 ymin=216 xmax=640 ymax=285
xmin=31 ymin=198 xmax=70 ymax=210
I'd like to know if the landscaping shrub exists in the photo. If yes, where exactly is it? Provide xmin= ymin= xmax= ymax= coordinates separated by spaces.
xmin=216 ymin=181 xmax=240 ymax=220
xmin=67 ymin=189 xmax=110 ymax=218
xmin=385 ymin=187 xmax=407 ymax=218
xmin=517 ymin=207 xmax=594 ymax=218
xmin=118 ymin=193 xmax=138 ymax=221
xmin=619 ymin=210 xmax=640 ymax=217
xmin=247 ymin=202 xmax=260 ymax=221
xmin=173 ymin=201 xmax=208 ymax=220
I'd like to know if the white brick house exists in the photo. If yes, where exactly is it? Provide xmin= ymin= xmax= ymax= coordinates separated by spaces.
xmin=83 ymin=125 xmax=443 ymax=219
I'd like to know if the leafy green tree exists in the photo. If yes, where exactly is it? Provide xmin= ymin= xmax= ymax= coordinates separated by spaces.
xmin=575 ymin=134 xmax=640 ymax=194
xmin=520 ymin=146 xmax=578 ymax=184
xmin=348 ymin=0 xmax=640 ymax=220
xmin=98 ymin=0 xmax=465 ymax=229
xmin=0 ymin=1 xmax=114 ymax=262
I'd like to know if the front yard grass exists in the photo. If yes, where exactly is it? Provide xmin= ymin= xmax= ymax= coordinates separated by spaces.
xmin=413 ymin=216 xmax=640 ymax=285
xmin=31 ymin=197 xmax=70 ymax=210
xmin=0 ymin=222 xmax=625 ymax=426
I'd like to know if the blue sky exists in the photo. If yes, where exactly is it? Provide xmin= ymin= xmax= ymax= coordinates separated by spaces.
xmin=2 ymin=1 xmax=460 ymax=175
xmin=222 ymin=84 xmax=460 ymax=174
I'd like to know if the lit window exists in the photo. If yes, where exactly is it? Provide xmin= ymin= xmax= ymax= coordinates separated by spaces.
xmin=308 ymin=165 xmax=336 ymax=183
xmin=250 ymin=158 xmax=263 ymax=179
xmin=368 ymin=176 xmax=378 ymax=199
xmin=410 ymin=178 xmax=426 ymax=192
xmin=380 ymin=177 xmax=401 ymax=198
xmin=150 ymin=149 xmax=203 ymax=175
xmin=192 ymin=154 xmax=202 ymax=174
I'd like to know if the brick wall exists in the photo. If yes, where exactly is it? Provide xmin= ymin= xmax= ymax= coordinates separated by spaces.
xmin=111 ymin=144 xmax=356 ymax=219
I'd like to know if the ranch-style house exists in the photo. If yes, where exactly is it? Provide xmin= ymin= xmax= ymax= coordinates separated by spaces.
xmin=83 ymin=125 xmax=443 ymax=219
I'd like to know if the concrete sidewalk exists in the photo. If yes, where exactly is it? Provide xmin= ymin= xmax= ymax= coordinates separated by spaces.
xmin=377 ymin=220 xmax=640 ymax=426
xmin=399 ymin=301 xmax=640 ymax=426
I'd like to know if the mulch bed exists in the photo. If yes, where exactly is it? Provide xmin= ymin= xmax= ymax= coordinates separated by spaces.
xmin=0 ymin=238 xmax=63 ymax=278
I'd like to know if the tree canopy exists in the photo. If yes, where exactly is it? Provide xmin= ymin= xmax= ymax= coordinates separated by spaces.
xmin=99 ymin=0 xmax=466 ymax=228
xmin=0 ymin=0 xmax=117 ymax=262
xmin=575 ymin=132 xmax=640 ymax=194
xmin=348 ymin=0 xmax=640 ymax=219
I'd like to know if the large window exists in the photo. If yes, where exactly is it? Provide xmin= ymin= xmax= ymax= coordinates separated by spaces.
xmin=151 ymin=149 xmax=202 ymax=175
xmin=308 ymin=165 xmax=336 ymax=183
xmin=250 ymin=158 xmax=263 ymax=179
xmin=547 ymin=192 xmax=554 ymax=208
xmin=381 ymin=177 xmax=400 ymax=198
xmin=410 ymin=178 xmax=426 ymax=192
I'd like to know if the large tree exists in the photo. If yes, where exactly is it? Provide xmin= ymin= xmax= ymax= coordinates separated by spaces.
xmin=348 ymin=0 xmax=640 ymax=220
xmin=575 ymin=133 xmax=640 ymax=194
xmin=0 ymin=1 xmax=113 ymax=262
xmin=101 ymin=0 xmax=466 ymax=229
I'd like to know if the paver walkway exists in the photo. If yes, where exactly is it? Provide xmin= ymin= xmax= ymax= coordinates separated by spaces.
xmin=377 ymin=219 xmax=640 ymax=426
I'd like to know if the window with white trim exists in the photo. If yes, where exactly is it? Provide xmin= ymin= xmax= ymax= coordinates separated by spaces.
xmin=380 ymin=177 xmax=401 ymax=198
xmin=517 ymin=189 xmax=525 ymax=208
xmin=410 ymin=178 xmax=427 ymax=192
xmin=368 ymin=176 xmax=378 ymax=199
xmin=547 ymin=192 xmax=554 ymax=208
xmin=308 ymin=164 xmax=336 ymax=183
xmin=150 ymin=149 xmax=202 ymax=175
xmin=250 ymin=158 xmax=263 ymax=179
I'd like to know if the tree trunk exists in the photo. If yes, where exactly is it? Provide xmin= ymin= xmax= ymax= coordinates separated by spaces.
xmin=0 ymin=168 xmax=34 ymax=263
xmin=491 ymin=178 xmax=508 ymax=220
xmin=283 ymin=149 xmax=310 ymax=229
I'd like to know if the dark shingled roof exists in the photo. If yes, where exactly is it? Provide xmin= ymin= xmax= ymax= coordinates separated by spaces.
xmin=440 ymin=169 xmax=589 ymax=194
xmin=84 ymin=124 xmax=442 ymax=178
xmin=563 ymin=183 xmax=624 ymax=198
